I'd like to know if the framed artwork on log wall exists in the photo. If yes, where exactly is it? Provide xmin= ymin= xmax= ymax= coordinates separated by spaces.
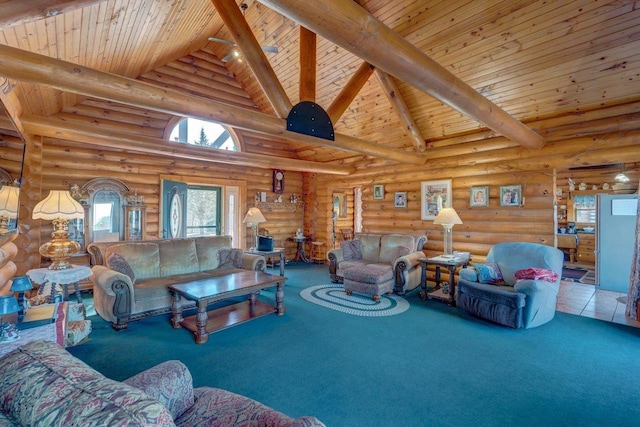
xmin=373 ymin=184 xmax=384 ymax=200
xmin=500 ymin=185 xmax=522 ymax=207
xmin=470 ymin=186 xmax=489 ymax=207
xmin=421 ymin=179 xmax=451 ymax=220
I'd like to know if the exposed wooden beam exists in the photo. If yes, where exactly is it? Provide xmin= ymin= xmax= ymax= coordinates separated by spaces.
xmin=259 ymin=0 xmax=546 ymax=150
xmin=374 ymin=69 xmax=427 ymax=153
xmin=21 ymin=114 xmax=353 ymax=175
xmin=0 ymin=44 xmax=424 ymax=165
xmin=327 ymin=62 xmax=375 ymax=124
xmin=0 ymin=77 xmax=38 ymax=151
xmin=210 ymin=0 xmax=292 ymax=118
xmin=0 ymin=0 xmax=105 ymax=29
xmin=299 ymin=26 xmax=316 ymax=102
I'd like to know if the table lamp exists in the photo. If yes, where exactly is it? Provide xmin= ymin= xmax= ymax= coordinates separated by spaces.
xmin=33 ymin=190 xmax=85 ymax=270
xmin=0 ymin=185 xmax=19 ymax=234
xmin=10 ymin=275 xmax=33 ymax=322
xmin=243 ymin=207 xmax=266 ymax=250
xmin=433 ymin=207 xmax=462 ymax=257
xmin=0 ymin=295 xmax=20 ymax=343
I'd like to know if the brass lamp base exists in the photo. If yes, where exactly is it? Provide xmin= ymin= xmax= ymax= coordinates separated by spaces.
xmin=39 ymin=218 xmax=81 ymax=270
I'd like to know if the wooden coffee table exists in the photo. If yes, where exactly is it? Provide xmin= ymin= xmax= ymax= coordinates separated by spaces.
xmin=169 ymin=270 xmax=286 ymax=344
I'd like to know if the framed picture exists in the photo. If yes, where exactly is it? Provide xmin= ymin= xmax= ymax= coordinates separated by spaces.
xmin=500 ymin=185 xmax=522 ymax=206
xmin=470 ymin=186 xmax=489 ymax=207
xmin=421 ymin=179 xmax=451 ymax=220
xmin=333 ymin=192 xmax=347 ymax=218
xmin=373 ymin=184 xmax=384 ymax=200
xmin=394 ymin=192 xmax=407 ymax=208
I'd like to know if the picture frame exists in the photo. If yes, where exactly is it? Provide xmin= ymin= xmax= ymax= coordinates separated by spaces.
xmin=394 ymin=192 xmax=407 ymax=208
xmin=500 ymin=185 xmax=522 ymax=206
xmin=470 ymin=186 xmax=489 ymax=207
xmin=332 ymin=192 xmax=348 ymax=218
xmin=421 ymin=179 xmax=452 ymax=220
xmin=373 ymin=184 xmax=384 ymax=200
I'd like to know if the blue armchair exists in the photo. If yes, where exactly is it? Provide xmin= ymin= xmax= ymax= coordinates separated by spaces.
xmin=457 ymin=242 xmax=564 ymax=329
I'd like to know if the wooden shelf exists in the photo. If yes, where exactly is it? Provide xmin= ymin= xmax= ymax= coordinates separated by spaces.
xmin=257 ymin=202 xmax=303 ymax=212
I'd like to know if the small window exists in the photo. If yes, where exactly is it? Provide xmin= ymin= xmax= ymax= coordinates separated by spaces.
xmin=169 ymin=118 xmax=238 ymax=151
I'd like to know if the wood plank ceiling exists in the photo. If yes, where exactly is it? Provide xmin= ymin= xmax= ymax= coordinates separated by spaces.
xmin=0 ymin=0 xmax=639 ymax=169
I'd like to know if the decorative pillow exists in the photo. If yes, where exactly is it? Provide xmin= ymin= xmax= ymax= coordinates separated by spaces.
xmin=217 ymin=248 xmax=244 ymax=269
xmin=107 ymin=252 xmax=136 ymax=284
xmin=341 ymin=239 xmax=362 ymax=260
xmin=473 ymin=262 xmax=504 ymax=285
xmin=514 ymin=267 xmax=559 ymax=283
xmin=395 ymin=245 xmax=411 ymax=260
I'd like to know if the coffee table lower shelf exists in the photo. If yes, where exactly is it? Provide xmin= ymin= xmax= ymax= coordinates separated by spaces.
xmin=179 ymin=300 xmax=275 ymax=338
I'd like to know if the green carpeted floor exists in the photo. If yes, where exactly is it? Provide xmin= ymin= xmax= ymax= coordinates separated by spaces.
xmin=69 ymin=263 xmax=640 ymax=426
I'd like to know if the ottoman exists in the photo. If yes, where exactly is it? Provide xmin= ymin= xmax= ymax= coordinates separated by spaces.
xmin=342 ymin=264 xmax=395 ymax=301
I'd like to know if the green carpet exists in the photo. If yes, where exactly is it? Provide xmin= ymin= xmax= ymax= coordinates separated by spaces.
xmin=68 ymin=263 xmax=640 ymax=426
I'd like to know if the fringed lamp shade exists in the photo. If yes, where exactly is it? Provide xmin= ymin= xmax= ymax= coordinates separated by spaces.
xmin=433 ymin=207 xmax=463 ymax=257
xmin=0 ymin=185 xmax=19 ymax=234
xmin=33 ymin=190 xmax=85 ymax=270
xmin=243 ymin=207 xmax=267 ymax=250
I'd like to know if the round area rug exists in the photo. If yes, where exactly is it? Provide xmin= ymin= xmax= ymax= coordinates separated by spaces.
xmin=300 ymin=285 xmax=410 ymax=317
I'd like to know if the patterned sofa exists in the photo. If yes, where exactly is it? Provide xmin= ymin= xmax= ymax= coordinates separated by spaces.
xmin=89 ymin=236 xmax=265 ymax=330
xmin=327 ymin=233 xmax=427 ymax=295
xmin=0 ymin=340 xmax=324 ymax=426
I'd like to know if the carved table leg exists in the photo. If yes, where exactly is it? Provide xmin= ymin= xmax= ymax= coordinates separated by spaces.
xmin=194 ymin=299 xmax=209 ymax=344
xmin=170 ymin=292 xmax=184 ymax=328
xmin=275 ymin=281 xmax=285 ymax=315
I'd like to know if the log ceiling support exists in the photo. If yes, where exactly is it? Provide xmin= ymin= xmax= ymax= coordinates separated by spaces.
xmin=299 ymin=26 xmax=316 ymax=103
xmin=21 ymin=114 xmax=353 ymax=175
xmin=258 ymin=0 xmax=546 ymax=150
xmin=0 ymin=44 xmax=424 ymax=165
xmin=0 ymin=77 xmax=38 ymax=151
xmin=0 ymin=0 xmax=106 ymax=29
xmin=327 ymin=62 xmax=375 ymax=124
xmin=374 ymin=69 xmax=427 ymax=153
xmin=210 ymin=0 xmax=292 ymax=118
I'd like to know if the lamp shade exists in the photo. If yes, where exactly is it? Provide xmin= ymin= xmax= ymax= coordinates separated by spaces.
xmin=0 ymin=295 xmax=19 ymax=315
xmin=33 ymin=190 xmax=84 ymax=220
xmin=0 ymin=185 xmax=19 ymax=218
xmin=243 ymin=207 xmax=266 ymax=225
xmin=10 ymin=276 xmax=33 ymax=292
xmin=433 ymin=207 xmax=463 ymax=225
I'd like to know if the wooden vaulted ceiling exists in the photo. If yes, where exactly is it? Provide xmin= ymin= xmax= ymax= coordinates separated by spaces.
xmin=1 ymin=0 xmax=639 ymax=172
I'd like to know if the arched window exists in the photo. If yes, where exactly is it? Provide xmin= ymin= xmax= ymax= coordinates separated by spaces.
xmin=169 ymin=118 xmax=238 ymax=151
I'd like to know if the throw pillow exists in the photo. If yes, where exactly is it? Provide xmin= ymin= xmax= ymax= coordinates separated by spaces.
xmin=514 ymin=267 xmax=559 ymax=283
xmin=217 ymin=248 xmax=244 ymax=269
xmin=341 ymin=239 xmax=362 ymax=260
xmin=106 ymin=252 xmax=136 ymax=284
xmin=395 ymin=245 xmax=411 ymax=260
xmin=473 ymin=262 xmax=504 ymax=285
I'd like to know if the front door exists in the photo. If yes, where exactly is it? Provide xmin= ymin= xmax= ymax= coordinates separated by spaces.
xmin=162 ymin=179 xmax=187 ymax=239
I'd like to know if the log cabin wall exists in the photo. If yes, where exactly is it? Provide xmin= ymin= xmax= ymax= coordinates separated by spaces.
xmin=14 ymin=100 xmax=306 ymax=275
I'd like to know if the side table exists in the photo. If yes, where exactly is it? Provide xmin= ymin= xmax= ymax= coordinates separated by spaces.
xmin=292 ymin=236 xmax=310 ymax=263
xmin=27 ymin=265 xmax=92 ymax=304
xmin=245 ymin=248 xmax=286 ymax=276
xmin=419 ymin=256 xmax=470 ymax=306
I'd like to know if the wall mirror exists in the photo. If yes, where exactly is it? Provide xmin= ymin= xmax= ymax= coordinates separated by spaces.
xmin=81 ymin=178 xmax=129 ymax=244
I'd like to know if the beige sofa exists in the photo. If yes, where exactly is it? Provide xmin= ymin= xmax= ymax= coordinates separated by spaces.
xmin=89 ymin=236 xmax=265 ymax=330
xmin=327 ymin=233 xmax=426 ymax=295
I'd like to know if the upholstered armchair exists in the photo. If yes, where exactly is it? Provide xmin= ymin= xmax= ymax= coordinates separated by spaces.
xmin=457 ymin=242 xmax=564 ymax=329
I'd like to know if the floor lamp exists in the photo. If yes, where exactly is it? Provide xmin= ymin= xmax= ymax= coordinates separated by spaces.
xmin=243 ymin=207 xmax=266 ymax=250
xmin=433 ymin=207 xmax=462 ymax=257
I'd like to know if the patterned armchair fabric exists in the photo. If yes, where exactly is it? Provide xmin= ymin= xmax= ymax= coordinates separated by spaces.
xmin=0 ymin=341 xmax=325 ymax=427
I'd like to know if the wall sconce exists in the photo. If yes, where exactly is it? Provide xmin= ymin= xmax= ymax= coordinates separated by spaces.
xmin=433 ymin=207 xmax=463 ymax=257
xmin=32 ymin=190 xmax=85 ymax=270
xmin=10 ymin=276 xmax=33 ymax=322
xmin=0 ymin=185 xmax=19 ymax=234
xmin=242 ymin=207 xmax=266 ymax=250
xmin=0 ymin=295 xmax=20 ymax=343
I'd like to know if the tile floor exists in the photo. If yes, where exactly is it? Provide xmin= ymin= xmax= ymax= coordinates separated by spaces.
xmin=557 ymin=279 xmax=640 ymax=328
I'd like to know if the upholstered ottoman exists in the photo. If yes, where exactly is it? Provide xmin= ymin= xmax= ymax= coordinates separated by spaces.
xmin=342 ymin=264 xmax=395 ymax=301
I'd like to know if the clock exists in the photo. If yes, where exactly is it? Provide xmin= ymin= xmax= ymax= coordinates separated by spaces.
xmin=273 ymin=169 xmax=285 ymax=193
